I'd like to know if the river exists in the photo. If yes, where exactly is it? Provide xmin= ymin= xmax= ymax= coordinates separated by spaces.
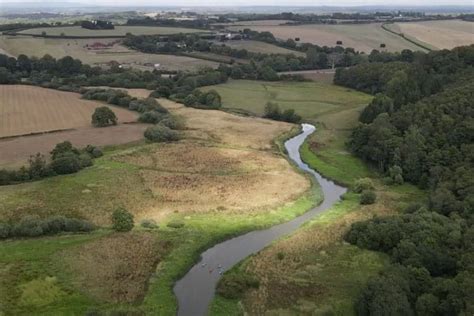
xmin=173 ymin=123 xmax=347 ymax=316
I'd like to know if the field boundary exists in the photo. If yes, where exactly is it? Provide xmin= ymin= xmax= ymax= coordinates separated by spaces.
xmin=381 ymin=22 xmax=433 ymax=51
xmin=0 ymin=128 xmax=77 ymax=141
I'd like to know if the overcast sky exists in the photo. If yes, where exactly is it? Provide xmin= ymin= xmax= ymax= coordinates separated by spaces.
xmin=2 ymin=0 xmax=473 ymax=6
xmin=0 ymin=0 xmax=474 ymax=7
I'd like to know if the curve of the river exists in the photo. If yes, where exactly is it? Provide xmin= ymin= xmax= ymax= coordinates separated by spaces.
xmin=173 ymin=123 xmax=347 ymax=316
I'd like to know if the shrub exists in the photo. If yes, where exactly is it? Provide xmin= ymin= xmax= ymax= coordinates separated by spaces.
xmin=138 ymin=111 xmax=166 ymax=124
xmin=144 ymin=125 xmax=180 ymax=143
xmin=277 ymin=252 xmax=285 ymax=260
xmin=84 ymin=145 xmax=103 ymax=158
xmin=111 ymin=208 xmax=134 ymax=232
xmin=216 ymin=274 xmax=260 ymax=299
xmin=167 ymin=220 xmax=184 ymax=229
xmin=92 ymin=106 xmax=117 ymax=127
xmin=160 ymin=115 xmax=185 ymax=130
xmin=78 ymin=153 xmax=93 ymax=168
xmin=140 ymin=219 xmax=158 ymax=229
xmin=12 ymin=217 xmax=44 ymax=237
xmin=50 ymin=141 xmax=79 ymax=160
xmin=354 ymin=178 xmax=375 ymax=193
xmin=360 ymin=190 xmax=377 ymax=205
xmin=184 ymin=94 xmax=197 ymax=107
xmin=50 ymin=152 xmax=82 ymax=174
xmin=0 ymin=223 xmax=11 ymax=238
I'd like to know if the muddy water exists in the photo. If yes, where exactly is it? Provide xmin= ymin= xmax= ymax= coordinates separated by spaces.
xmin=173 ymin=123 xmax=347 ymax=316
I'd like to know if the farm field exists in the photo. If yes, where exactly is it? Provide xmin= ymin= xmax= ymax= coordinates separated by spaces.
xmin=0 ymin=36 xmax=219 ymax=71
xmin=213 ymin=19 xmax=291 ymax=26
xmin=221 ymin=39 xmax=305 ymax=56
xmin=200 ymin=79 xmax=372 ymax=122
xmin=18 ymin=25 xmax=204 ymax=37
xmin=385 ymin=20 xmax=474 ymax=50
xmin=228 ymin=23 xmax=425 ymax=52
xmin=0 ymin=85 xmax=137 ymax=138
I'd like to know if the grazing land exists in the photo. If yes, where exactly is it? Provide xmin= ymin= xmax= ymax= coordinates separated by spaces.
xmin=0 ymin=36 xmax=219 ymax=71
xmin=227 ymin=23 xmax=425 ymax=52
xmin=385 ymin=20 xmax=474 ymax=50
xmin=18 ymin=25 xmax=204 ymax=37
xmin=200 ymin=80 xmax=372 ymax=121
xmin=221 ymin=39 xmax=305 ymax=56
xmin=0 ymin=85 xmax=137 ymax=138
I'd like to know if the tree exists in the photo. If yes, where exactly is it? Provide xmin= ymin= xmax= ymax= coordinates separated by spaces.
xmin=359 ymin=94 xmax=394 ymax=124
xmin=360 ymin=190 xmax=376 ymax=205
xmin=91 ymin=106 xmax=117 ymax=127
xmin=264 ymin=102 xmax=281 ymax=120
xmin=144 ymin=125 xmax=180 ymax=142
xmin=50 ymin=152 xmax=81 ymax=175
xmin=111 ymin=208 xmax=134 ymax=232
xmin=50 ymin=141 xmax=79 ymax=160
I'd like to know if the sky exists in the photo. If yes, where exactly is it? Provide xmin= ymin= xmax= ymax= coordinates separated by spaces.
xmin=2 ymin=0 xmax=473 ymax=6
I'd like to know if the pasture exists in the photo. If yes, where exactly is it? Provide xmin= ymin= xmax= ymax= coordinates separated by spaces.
xmin=18 ymin=25 xmax=204 ymax=37
xmin=200 ymin=80 xmax=372 ymax=122
xmin=385 ymin=20 xmax=474 ymax=50
xmin=0 ymin=85 xmax=137 ymax=138
xmin=227 ymin=23 xmax=425 ymax=52
xmin=0 ymin=36 xmax=219 ymax=71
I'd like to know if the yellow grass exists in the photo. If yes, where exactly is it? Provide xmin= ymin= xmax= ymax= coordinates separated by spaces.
xmin=228 ymin=23 xmax=424 ymax=52
xmin=390 ymin=20 xmax=474 ymax=49
xmin=0 ymin=85 xmax=137 ymax=138
xmin=18 ymin=25 xmax=203 ymax=37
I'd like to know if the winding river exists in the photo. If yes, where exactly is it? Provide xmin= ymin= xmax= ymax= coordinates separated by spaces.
xmin=173 ymin=123 xmax=347 ymax=316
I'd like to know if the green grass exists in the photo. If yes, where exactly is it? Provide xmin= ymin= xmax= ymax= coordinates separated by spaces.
xmin=201 ymin=80 xmax=372 ymax=122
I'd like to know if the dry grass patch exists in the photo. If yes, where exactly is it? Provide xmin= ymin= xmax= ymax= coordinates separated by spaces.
xmin=60 ymin=232 xmax=170 ymax=304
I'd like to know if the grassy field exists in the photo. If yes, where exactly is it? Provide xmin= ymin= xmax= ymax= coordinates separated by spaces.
xmin=385 ymin=20 xmax=474 ymax=50
xmin=18 ymin=25 xmax=204 ymax=37
xmin=0 ymin=36 xmax=219 ymax=71
xmin=222 ymin=40 xmax=305 ymax=56
xmin=0 ymin=87 xmax=323 ymax=314
xmin=0 ymin=85 xmax=137 ymax=138
xmin=228 ymin=23 xmax=425 ymax=52
xmin=200 ymin=80 xmax=372 ymax=122
xmin=209 ymin=79 xmax=425 ymax=315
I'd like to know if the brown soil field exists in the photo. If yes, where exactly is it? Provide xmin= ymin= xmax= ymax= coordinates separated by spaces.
xmin=391 ymin=20 xmax=474 ymax=49
xmin=228 ymin=23 xmax=423 ymax=52
xmin=0 ymin=124 xmax=148 ymax=168
xmin=0 ymin=85 xmax=138 ymax=138
xmin=60 ymin=232 xmax=170 ymax=303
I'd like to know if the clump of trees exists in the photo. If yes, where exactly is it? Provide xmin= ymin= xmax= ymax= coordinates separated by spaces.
xmin=111 ymin=208 xmax=134 ymax=232
xmin=336 ymin=45 xmax=474 ymax=315
xmin=183 ymin=89 xmax=222 ymax=109
xmin=92 ymin=106 xmax=117 ymax=127
xmin=0 ymin=215 xmax=94 ymax=239
xmin=144 ymin=125 xmax=180 ymax=143
xmin=263 ymin=102 xmax=301 ymax=123
xmin=0 ymin=141 xmax=102 ymax=185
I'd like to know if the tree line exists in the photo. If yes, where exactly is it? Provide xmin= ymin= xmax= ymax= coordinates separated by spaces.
xmin=334 ymin=45 xmax=474 ymax=315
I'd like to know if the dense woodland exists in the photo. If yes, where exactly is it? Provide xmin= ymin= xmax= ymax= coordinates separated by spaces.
xmin=335 ymin=45 xmax=474 ymax=315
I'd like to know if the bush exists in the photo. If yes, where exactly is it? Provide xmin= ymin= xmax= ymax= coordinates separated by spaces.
xmin=0 ymin=223 xmax=11 ymax=238
xmin=50 ymin=152 xmax=82 ymax=175
xmin=138 ymin=111 xmax=166 ymax=124
xmin=216 ymin=274 xmax=260 ymax=299
xmin=111 ymin=208 xmax=134 ymax=232
xmin=92 ymin=106 xmax=117 ymax=127
xmin=12 ymin=217 xmax=44 ymax=237
xmin=84 ymin=145 xmax=103 ymax=158
xmin=354 ymin=178 xmax=375 ymax=193
xmin=144 ymin=125 xmax=180 ymax=142
xmin=167 ymin=220 xmax=184 ymax=229
xmin=160 ymin=115 xmax=185 ymax=130
xmin=140 ymin=219 xmax=158 ymax=229
xmin=360 ymin=190 xmax=377 ymax=205
xmin=50 ymin=141 xmax=79 ymax=160
xmin=78 ymin=153 xmax=93 ymax=168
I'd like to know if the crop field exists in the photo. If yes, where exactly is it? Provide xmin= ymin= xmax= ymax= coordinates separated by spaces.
xmin=385 ymin=20 xmax=474 ymax=50
xmin=18 ymin=25 xmax=204 ymax=37
xmin=0 ymin=36 xmax=219 ymax=71
xmin=0 ymin=85 xmax=137 ymax=138
xmin=221 ymin=40 xmax=305 ymax=56
xmin=228 ymin=23 xmax=425 ymax=52
xmin=200 ymin=80 xmax=372 ymax=122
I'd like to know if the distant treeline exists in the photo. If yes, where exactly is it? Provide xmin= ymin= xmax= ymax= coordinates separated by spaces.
xmin=334 ymin=45 xmax=474 ymax=315
xmin=80 ymin=20 xmax=114 ymax=30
